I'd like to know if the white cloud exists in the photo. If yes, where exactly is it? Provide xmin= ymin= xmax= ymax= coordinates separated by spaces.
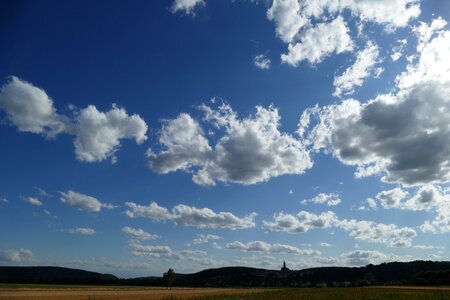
xmin=319 ymin=242 xmax=331 ymax=247
xmin=337 ymin=219 xmax=416 ymax=248
xmin=129 ymin=241 xmax=182 ymax=259
xmin=263 ymin=210 xmax=337 ymax=233
xmin=0 ymin=197 xmax=8 ymax=203
xmin=0 ymin=248 xmax=34 ymax=263
xmin=124 ymin=201 xmax=171 ymax=220
xmin=43 ymin=209 xmax=57 ymax=219
xmin=413 ymin=244 xmax=441 ymax=250
xmin=267 ymin=0 xmax=307 ymax=43
xmin=25 ymin=197 xmax=42 ymax=206
xmin=376 ymin=187 xmax=408 ymax=209
xmin=34 ymin=187 xmax=52 ymax=197
xmin=391 ymin=39 xmax=408 ymax=62
xmin=225 ymin=240 xmax=319 ymax=255
xmin=128 ymin=241 xmax=211 ymax=261
xmin=0 ymin=76 xmax=66 ymax=137
xmin=281 ymin=16 xmax=353 ymax=66
xmin=302 ymin=0 xmax=420 ymax=29
xmin=171 ymin=0 xmax=205 ymax=15
xmin=0 ymin=77 xmax=148 ymax=163
xmin=147 ymin=113 xmax=211 ymax=174
xmin=192 ymin=234 xmax=222 ymax=245
xmin=253 ymin=54 xmax=271 ymax=69
xmin=391 ymin=52 xmax=402 ymax=62
xmin=122 ymin=226 xmax=160 ymax=240
xmin=301 ymin=192 xmax=341 ymax=206
xmin=125 ymin=201 xmax=256 ymax=230
xmin=341 ymin=250 xmax=404 ymax=266
xmin=414 ymin=17 xmax=447 ymax=52
xmin=72 ymin=104 xmax=148 ymax=163
xmin=333 ymin=41 xmax=380 ymax=97
xmin=358 ymin=198 xmax=378 ymax=210
xmin=300 ymin=77 xmax=450 ymax=186
xmin=267 ymin=0 xmax=420 ymax=68
xmin=263 ymin=209 xmax=416 ymax=247
xmin=404 ymin=185 xmax=446 ymax=211
xmin=60 ymin=190 xmax=108 ymax=213
xmin=420 ymin=199 xmax=450 ymax=234
xmin=68 ymin=227 xmax=96 ymax=235
xmin=150 ymin=102 xmax=313 ymax=186
xmin=171 ymin=204 xmax=257 ymax=229
xmin=397 ymin=24 xmax=450 ymax=90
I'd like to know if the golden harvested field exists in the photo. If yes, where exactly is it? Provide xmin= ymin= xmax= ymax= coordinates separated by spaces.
xmin=0 ymin=286 xmax=268 ymax=300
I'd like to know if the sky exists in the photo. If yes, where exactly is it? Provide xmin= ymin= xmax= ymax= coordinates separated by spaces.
xmin=1 ymin=0 xmax=450 ymax=277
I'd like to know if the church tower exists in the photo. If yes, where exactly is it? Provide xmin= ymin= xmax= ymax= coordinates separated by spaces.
xmin=281 ymin=260 xmax=290 ymax=273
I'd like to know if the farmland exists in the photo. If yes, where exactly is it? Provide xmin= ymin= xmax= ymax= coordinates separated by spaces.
xmin=0 ymin=285 xmax=266 ymax=300
xmin=2 ymin=286 xmax=450 ymax=300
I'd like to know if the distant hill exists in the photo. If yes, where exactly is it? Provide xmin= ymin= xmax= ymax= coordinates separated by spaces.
xmin=2 ymin=261 xmax=450 ymax=287
xmin=0 ymin=266 xmax=118 ymax=284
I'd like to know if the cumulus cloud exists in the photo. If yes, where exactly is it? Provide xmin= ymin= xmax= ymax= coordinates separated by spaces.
xmin=125 ymin=201 xmax=256 ymax=230
xmin=365 ymin=185 xmax=450 ymax=234
xmin=0 ymin=248 xmax=34 ymax=263
xmin=397 ymin=21 xmax=450 ymax=90
xmin=301 ymin=193 xmax=341 ymax=206
xmin=319 ymin=242 xmax=331 ymax=247
xmin=341 ymin=250 xmax=405 ymax=266
xmin=192 ymin=234 xmax=222 ymax=245
xmin=225 ymin=240 xmax=319 ymax=255
xmin=0 ymin=76 xmax=66 ymax=137
xmin=301 ymin=0 xmax=420 ymax=29
xmin=263 ymin=209 xmax=416 ymax=247
xmin=267 ymin=0 xmax=419 ymax=65
xmin=71 ymin=104 xmax=148 ymax=163
xmin=358 ymin=197 xmax=378 ymax=211
xmin=147 ymin=113 xmax=211 ymax=174
xmin=129 ymin=241 xmax=182 ymax=259
xmin=149 ymin=102 xmax=312 ymax=186
xmin=391 ymin=39 xmax=408 ymax=61
xmin=253 ymin=54 xmax=271 ymax=69
xmin=171 ymin=0 xmax=205 ymax=15
xmin=0 ymin=77 xmax=148 ymax=163
xmin=263 ymin=211 xmax=337 ymax=233
xmin=124 ymin=201 xmax=171 ymax=220
xmin=60 ymin=190 xmax=115 ymax=213
xmin=267 ymin=0 xmax=307 ymax=43
xmin=122 ymin=226 xmax=160 ymax=240
xmin=376 ymin=187 xmax=408 ymax=209
xmin=414 ymin=17 xmax=447 ymax=52
xmin=25 ymin=197 xmax=42 ymax=206
xmin=404 ymin=185 xmax=447 ymax=211
xmin=333 ymin=41 xmax=381 ymax=97
xmin=337 ymin=219 xmax=416 ymax=248
xmin=68 ymin=227 xmax=96 ymax=235
xmin=281 ymin=16 xmax=353 ymax=66
xmin=300 ymin=79 xmax=450 ymax=186
xmin=419 ymin=198 xmax=450 ymax=234
xmin=128 ymin=241 xmax=211 ymax=262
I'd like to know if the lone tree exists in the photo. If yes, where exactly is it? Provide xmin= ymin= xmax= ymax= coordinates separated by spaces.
xmin=163 ymin=268 xmax=175 ymax=289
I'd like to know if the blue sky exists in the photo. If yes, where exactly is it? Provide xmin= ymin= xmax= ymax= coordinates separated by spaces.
xmin=1 ymin=0 xmax=450 ymax=277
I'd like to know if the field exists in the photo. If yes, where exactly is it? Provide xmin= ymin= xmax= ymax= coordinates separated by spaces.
xmin=2 ymin=286 xmax=450 ymax=300
xmin=0 ymin=285 xmax=267 ymax=300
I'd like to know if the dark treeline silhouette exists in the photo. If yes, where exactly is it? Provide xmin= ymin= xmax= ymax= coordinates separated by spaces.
xmin=2 ymin=261 xmax=450 ymax=287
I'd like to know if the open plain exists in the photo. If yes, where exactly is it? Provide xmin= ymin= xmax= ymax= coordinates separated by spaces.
xmin=0 ymin=286 xmax=268 ymax=300
xmin=3 ymin=286 xmax=450 ymax=300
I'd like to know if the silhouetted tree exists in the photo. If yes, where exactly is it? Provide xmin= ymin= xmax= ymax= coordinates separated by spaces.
xmin=163 ymin=268 xmax=175 ymax=289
